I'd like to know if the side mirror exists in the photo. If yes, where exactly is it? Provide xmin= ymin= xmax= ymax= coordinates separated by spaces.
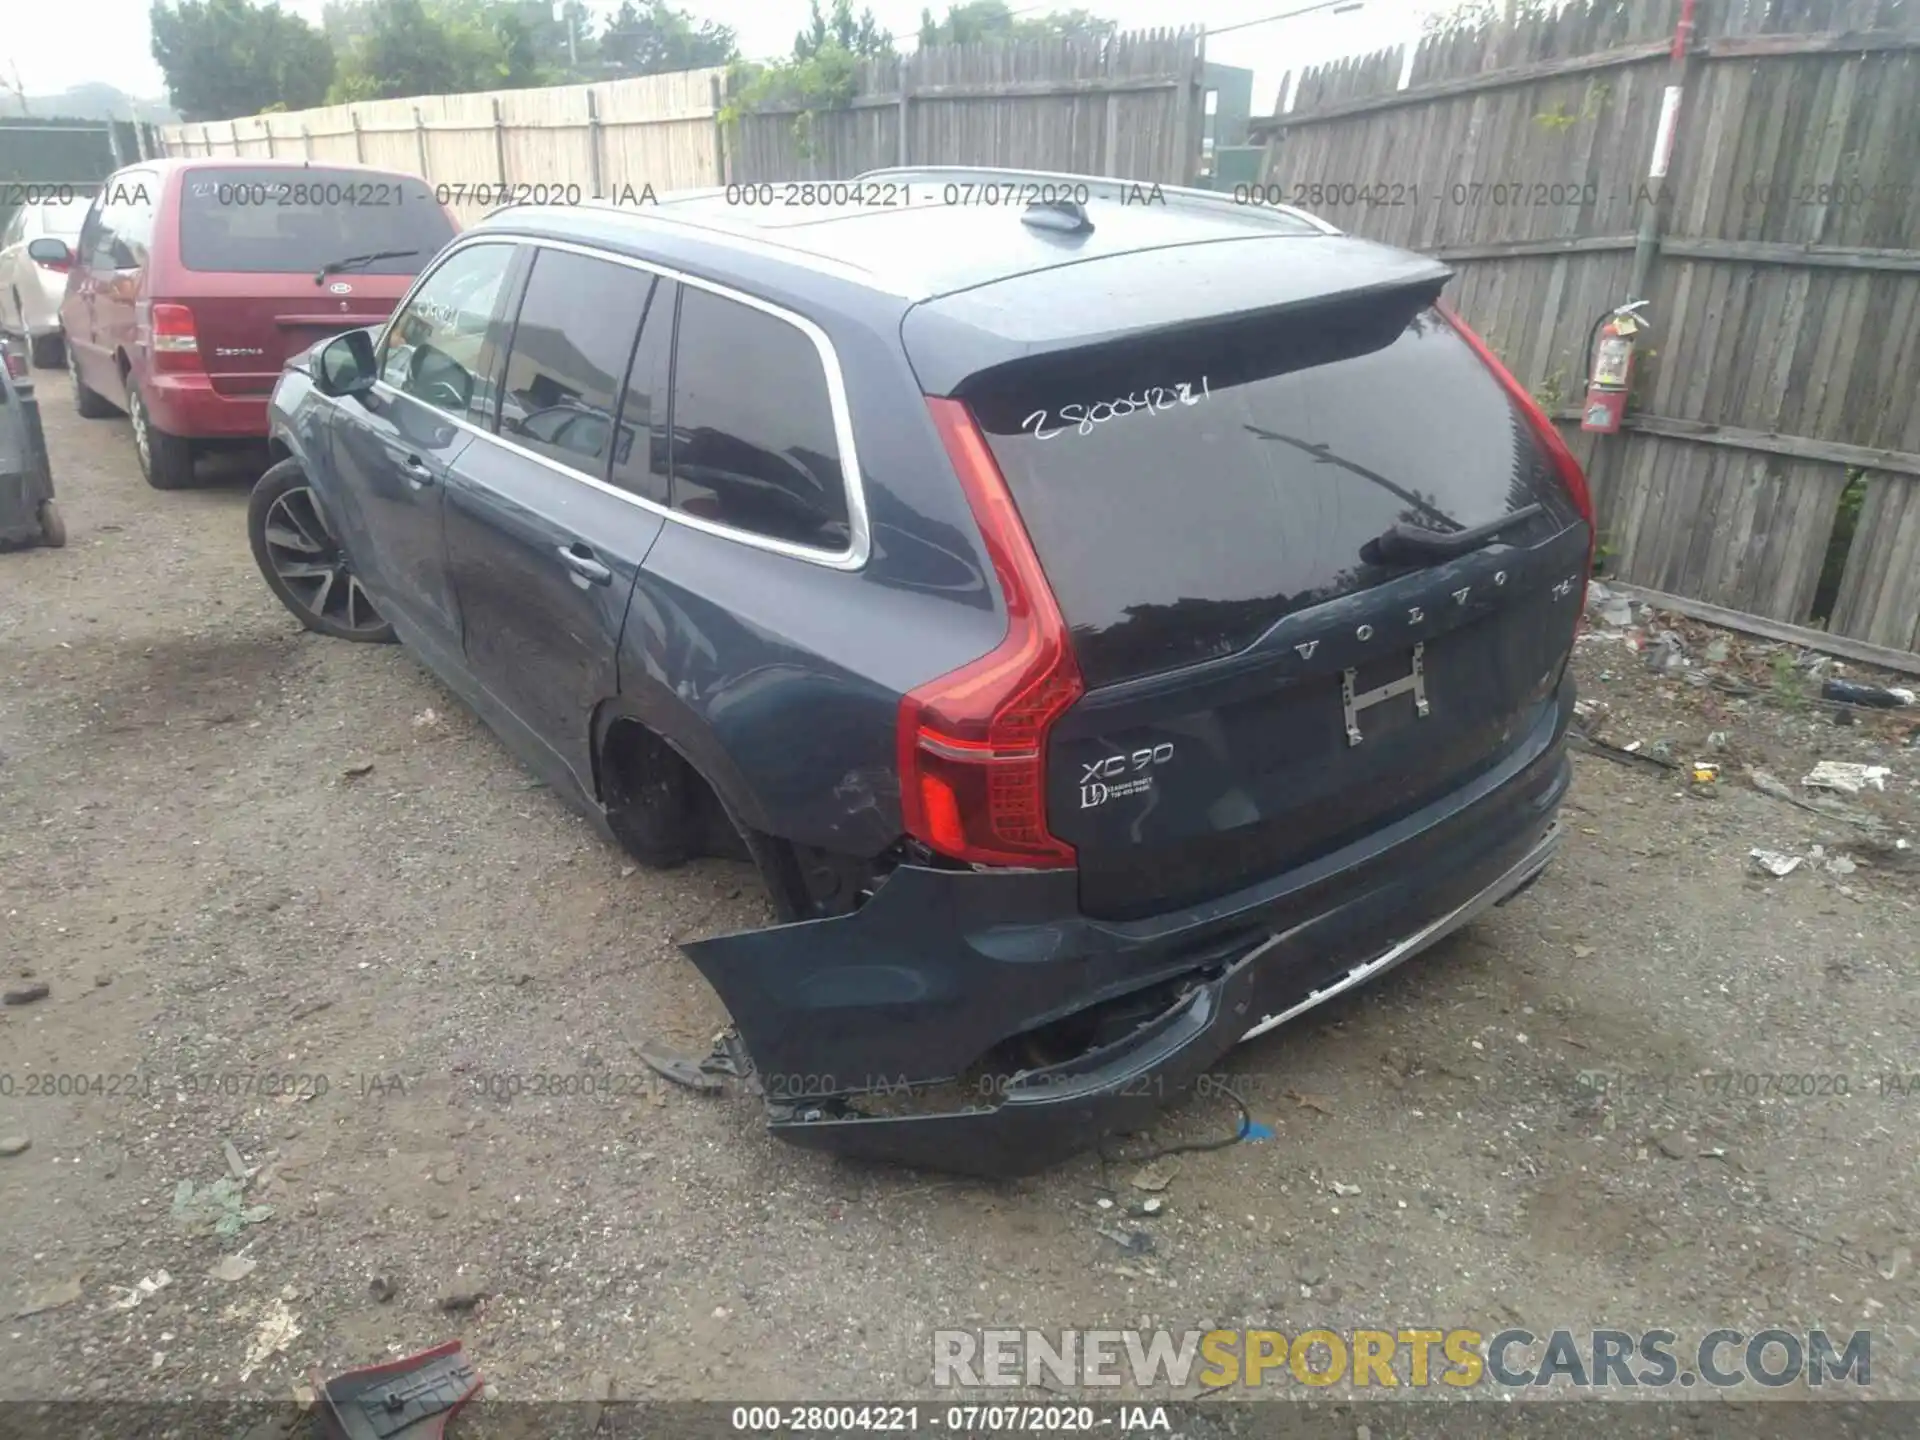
xmin=316 ymin=330 xmax=377 ymax=398
xmin=26 ymin=237 xmax=72 ymax=267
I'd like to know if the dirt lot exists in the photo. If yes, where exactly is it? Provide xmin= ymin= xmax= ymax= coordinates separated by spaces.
xmin=3 ymin=368 xmax=1919 ymax=1419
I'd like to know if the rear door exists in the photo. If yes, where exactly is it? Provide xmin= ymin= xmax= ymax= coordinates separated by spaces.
xmin=955 ymin=293 xmax=1590 ymax=919
xmin=442 ymin=244 xmax=668 ymax=792
xmin=169 ymin=168 xmax=456 ymax=402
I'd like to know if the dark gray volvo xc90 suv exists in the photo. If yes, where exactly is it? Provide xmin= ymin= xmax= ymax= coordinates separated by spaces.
xmin=250 ymin=166 xmax=1592 ymax=1176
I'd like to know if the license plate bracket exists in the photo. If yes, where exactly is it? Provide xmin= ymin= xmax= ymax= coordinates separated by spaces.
xmin=1341 ymin=641 xmax=1429 ymax=746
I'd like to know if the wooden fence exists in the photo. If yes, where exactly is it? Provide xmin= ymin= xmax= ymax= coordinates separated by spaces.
xmin=158 ymin=29 xmax=1206 ymax=222
xmin=160 ymin=69 xmax=729 ymax=226
xmin=1254 ymin=0 xmax=1920 ymax=662
xmin=725 ymin=29 xmax=1205 ymax=184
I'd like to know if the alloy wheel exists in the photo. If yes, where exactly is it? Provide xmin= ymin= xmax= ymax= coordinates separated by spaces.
xmin=260 ymin=486 xmax=384 ymax=634
xmin=129 ymin=388 xmax=151 ymax=471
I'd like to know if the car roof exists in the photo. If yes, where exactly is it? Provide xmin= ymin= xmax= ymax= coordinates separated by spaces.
xmin=471 ymin=166 xmax=1337 ymax=303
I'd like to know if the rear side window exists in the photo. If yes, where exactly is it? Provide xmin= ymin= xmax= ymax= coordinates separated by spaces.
xmin=496 ymin=247 xmax=657 ymax=482
xmin=668 ymin=286 xmax=849 ymax=552
xmin=177 ymin=167 xmax=454 ymax=275
xmin=967 ymin=304 xmax=1573 ymax=685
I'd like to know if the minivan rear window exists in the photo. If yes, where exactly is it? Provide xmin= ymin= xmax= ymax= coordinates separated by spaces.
xmin=966 ymin=302 xmax=1575 ymax=687
xmin=178 ymin=167 xmax=454 ymax=274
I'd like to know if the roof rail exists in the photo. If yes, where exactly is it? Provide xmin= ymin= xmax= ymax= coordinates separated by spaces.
xmin=850 ymin=165 xmax=1339 ymax=235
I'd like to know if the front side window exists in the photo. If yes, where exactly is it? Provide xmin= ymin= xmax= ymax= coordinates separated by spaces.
xmin=379 ymin=243 xmax=516 ymax=418
xmin=668 ymin=286 xmax=849 ymax=551
xmin=496 ymin=247 xmax=656 ymax=481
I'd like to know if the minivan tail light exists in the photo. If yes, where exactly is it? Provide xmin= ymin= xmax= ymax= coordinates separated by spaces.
xmin=899 ymin=398 xmax=1085 ymax=869
xmin=148 ymin=302 xmax=202 ymax=373
xmin=1440 ymin=305 xmax=1596 ymax=596
xmin=33 ymin=253 xmax=71 ymax=275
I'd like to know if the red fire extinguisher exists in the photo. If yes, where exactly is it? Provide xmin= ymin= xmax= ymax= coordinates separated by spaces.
xmin=1581 ymin=299 xmax=1650 ymax=434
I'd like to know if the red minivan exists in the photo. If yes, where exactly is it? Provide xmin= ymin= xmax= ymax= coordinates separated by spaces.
xmin=50 ymin=158 xmax=459 ymax=488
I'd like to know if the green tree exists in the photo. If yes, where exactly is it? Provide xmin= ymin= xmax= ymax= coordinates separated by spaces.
xmin=916 ymin=0 xmax=1115 ymax=46
xmin=149 ymin=0 xmax=335 ymax=121
xmin=326 ymin=0 xmax=545 ymax=103
xmin=600 ymin=0 xmax=738 ymax=75
xmin=794 ymin=0 xmax=894 ymax=60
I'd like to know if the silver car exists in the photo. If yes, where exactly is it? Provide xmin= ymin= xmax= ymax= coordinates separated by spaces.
xmin=0 ymin=194 xmax=90 ymax=368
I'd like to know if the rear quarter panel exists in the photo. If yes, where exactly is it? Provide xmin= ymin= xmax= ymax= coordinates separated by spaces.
xmin=611 ymin=275 xmax=1006 ymax=857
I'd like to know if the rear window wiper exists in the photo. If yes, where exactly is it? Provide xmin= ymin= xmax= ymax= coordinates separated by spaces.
xmin=314 ymin=249 xmax=419 ymax=286
xmin=1362 ymin=503 xmax=1544 ymax=566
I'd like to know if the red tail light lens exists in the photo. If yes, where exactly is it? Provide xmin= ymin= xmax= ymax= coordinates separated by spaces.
xmin=3 ymin=346 xmax=25 ymax=381
xmin=899 ymin=398 xmax=1085 ymax=869
xmin=32 ymin=254 xmax=71 ymax=275
xmin=148 ymin=302 xmax=202 ymax=373
xmin=1440 ymin=304 xmax=1596 ymax=587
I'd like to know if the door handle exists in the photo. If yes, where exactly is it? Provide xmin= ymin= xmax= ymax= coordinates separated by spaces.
xmin=558 ymin=543 xmax=612 ymax=586
xmin=401 ymin=455 xmax=435 ymax=487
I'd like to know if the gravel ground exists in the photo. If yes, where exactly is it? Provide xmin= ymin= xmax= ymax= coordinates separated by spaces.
xmin=3 ymin=367 xmax=1918 ymax=1420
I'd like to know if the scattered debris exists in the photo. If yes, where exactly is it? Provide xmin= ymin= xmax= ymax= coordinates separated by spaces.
xmin=209 ymin=1254 xmax=258 ymax=1283
xmin=1879 ymin=1246 xmax=1911 ymax=1282
xmin=2 ymin=981 xmax=50 ymax=1006
xmin=411 ymin=707 xmax=441 ymax=728
xmin=1330 ymin=1180 xmax=1362 ymax=1197
xmin=1824 ymin=854 xmax=1859 ymax=877
xmin=1569 ymin=733 xmax=1679 ymax=773
xmin=1286 ymin=1089 xmax=1336 ymax=1115
xmin=1749 ymin=849 xmax=1804 ymax=878
xmin=0 ymin=1135 xmax=29 ymax=1157
xmin=223 ymin=1140 xmax=251 ymax=1182
xmin=1690 ymin=761 xmax=1721 ymax=785
xmin=1240 ymin=1120 xmax=1277 ymax=1142
xmin=636 ymin=1040 xmax=726 ymax=1094
xmin=1802 ymin=761 xmax=1892 ymax=794
xmin=1821 ymin=679 xmax=1915 ymax=709
xmin=368 ymin=1275 xmax=395 ymax=1304
xmin=108 ymin=1270 xmax=174 ymax=1312
xmin=1129 ymin=1159 xmax=1180 ymax=1193
xmin=340 ymin=761 xmax=375 ymax=780
xmin=240 ymin=1297 xmax=302 ymax=1380
xmin=1654 ymin=1133 xmax=1694 ymax=1160
xmin=1596 ymin=595 xmax=1634 ymax=628
xmin=1128 ymin=1197 xmax=1167 ymax=1218
xmin=314 ymin=1340 xmax=483 ymax=1436
xmin=15 ymin=1276 xmax=84 ymax=1318
xmin=172 ymin=1176 xmax=275 ymax=1239
xmin=1097 ymin=1226 xmax=1156 ymax=1256
xmin=438 ymin=1287 xmax=489 ymax=1312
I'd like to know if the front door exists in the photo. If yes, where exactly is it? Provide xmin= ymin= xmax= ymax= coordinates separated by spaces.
xmin=442 ymin=245 xmax=669 ymax=792
xmin=326 ymin=241 xmax=518 ymax=646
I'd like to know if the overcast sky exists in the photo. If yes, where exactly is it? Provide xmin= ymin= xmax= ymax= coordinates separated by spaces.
xmin=4 ymin=0 xmax=1439 ymax=117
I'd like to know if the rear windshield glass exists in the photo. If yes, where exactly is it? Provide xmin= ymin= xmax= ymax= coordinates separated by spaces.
xmin=178 ymin=168 xmax=454 ymax=274
xmin=968 ymin=302 xmax=1575 ymax=686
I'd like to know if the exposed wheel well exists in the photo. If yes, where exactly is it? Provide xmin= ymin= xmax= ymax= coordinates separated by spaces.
xmin=267 ymin=438 xmax=293 ymax=464
xmin=598 ymin=717 xmax=744 ymax=869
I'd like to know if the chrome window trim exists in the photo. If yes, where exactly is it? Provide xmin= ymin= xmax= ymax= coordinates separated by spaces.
xmin=377 ymin=231 xmax=872 ymax=572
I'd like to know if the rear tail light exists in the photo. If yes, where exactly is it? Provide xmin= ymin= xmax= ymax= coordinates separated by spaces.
xmin=32 ymin=253 xmax=71 ymax=275
xmin=898 ymin=398 xmax=1085 ymax=869
xmin=148 ymin=302 xmax=202 ymax=373
xmin=3 ymin=344 xmax=25 ymax=381
xmin=1440 ymin=305 xmax=1596 ymax=594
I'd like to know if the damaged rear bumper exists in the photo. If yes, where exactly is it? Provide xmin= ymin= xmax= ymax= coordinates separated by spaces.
xmin=682 ymin=701 xmax=1571 ymax=1177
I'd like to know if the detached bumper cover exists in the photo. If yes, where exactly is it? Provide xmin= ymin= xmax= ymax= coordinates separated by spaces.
xmin=684 ymin=688 xmax=1573 ymax=1176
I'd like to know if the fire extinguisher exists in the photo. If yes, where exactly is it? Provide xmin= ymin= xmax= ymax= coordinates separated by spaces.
xmin=1580 ymin=299 xmax=1651 ymax=434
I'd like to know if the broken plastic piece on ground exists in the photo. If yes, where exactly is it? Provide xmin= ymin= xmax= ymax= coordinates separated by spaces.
xmin=315 ymin=1338 xmax=482 ymax=1440
xmin=1802 ymin=762 xmax=1892 ymax=794
xmin=1821 ymin=678 xmax=1916 ymax=709
xmin=637 ymin=1040 xmax=726 ymax=1093
xmin=1749 ymin=848 xmax=1803 ymax=878
xmin=1240 ymin=1119 xmax=1276 ymax=1142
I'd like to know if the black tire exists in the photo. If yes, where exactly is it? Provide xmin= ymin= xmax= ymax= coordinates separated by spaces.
xmin=29 ymin=331 xmax=63 ymax=369
xmin=37 ymin=499 xmax=67 ymax=548
xmin=248 ymin=458 xmax=396 ymax=643
xmin=128 ymin=383 xmax=196 ymax=489
xmin=68 ymin=345 xmax=114 ymax=419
